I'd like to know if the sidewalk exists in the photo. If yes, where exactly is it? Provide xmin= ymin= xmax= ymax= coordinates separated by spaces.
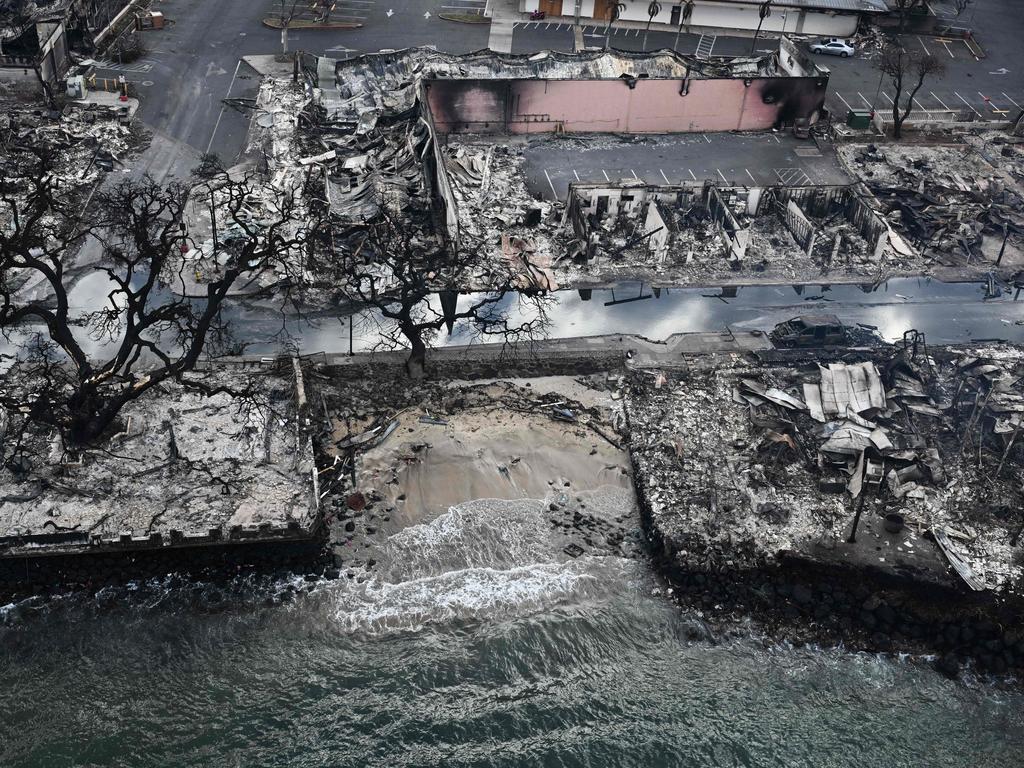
xmin=486 ymin=0 xmax=517 ymax=52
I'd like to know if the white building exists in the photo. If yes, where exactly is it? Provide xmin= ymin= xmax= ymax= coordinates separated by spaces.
xmin=522 ymin=0 xmax=889 ymax=38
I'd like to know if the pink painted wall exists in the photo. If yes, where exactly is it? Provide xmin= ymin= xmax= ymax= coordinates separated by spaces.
xmin=426 ymin=77 xmax=825 ymax=134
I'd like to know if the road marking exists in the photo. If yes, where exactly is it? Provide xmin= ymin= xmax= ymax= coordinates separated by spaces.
xmin=1003 ymin=93 xmax=1023 ymax=110
xmin=978 ymin=91 xmax=1001 ymax=112
xmin=941 ymin=39 xmax=954 ymax=58
xmin=702 ymin=134 xmax=711 ymax=143
xmin=688 ymin=169 xmax=697 ymax=181
xmin=772 ymin=134 xmax=780 ymax=143
xmin=882 ymin=92 xmax=894 ymax=105
xmin=716 ymin=168 xmax=727 ymax=183
xmin=774 ymin=168 xmax=812 ymax=185
xmin=660 ymin=168 xmax=670 ymax=184
xmin=930 ymin=91 xmax=951 ymax=110
xmin=543 ymin=168 xmax=558 ymax=199
xmin=205 ymin=59 xmax=242 ymax=155
xmin=917 ymin=36 xmax=931 ymax=56
xmin=834 ymin=91 xmax=853 ymax=110
xmin=602 ymin=169 xmax=610 ymax=181
xmin=855 ymin=91 xmax=871 ymax=108
xmin=573 ymin=169 xmax=581 ymax=181
xmin=953 ymin=91 xmax=982 ymax=116
xmin=631 ymin=169 xmax=640 ymax=180
xmin=745 ymin=168 xmax=756 ymax=183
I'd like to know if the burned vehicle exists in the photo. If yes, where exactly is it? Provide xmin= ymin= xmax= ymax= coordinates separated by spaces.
xmin=770 ymin=314 xmax=848 ymax=348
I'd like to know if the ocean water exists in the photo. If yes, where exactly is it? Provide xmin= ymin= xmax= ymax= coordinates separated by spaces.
xmin=2 ymin=493 xmax=1022 ymax=768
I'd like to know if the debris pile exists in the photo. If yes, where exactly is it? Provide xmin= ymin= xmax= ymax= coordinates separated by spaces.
xmin=0 ymin=367 xmax=317 ymax=556
xmin=840 ymin=137 xmax=1024 ymax=269
xmin=627 ymin=341 xmax=1024 ymax=592
xmin=445 ymin=140 xmax=560 ymax=289
xmin=561 ymin=181 xmax=897 ymax=285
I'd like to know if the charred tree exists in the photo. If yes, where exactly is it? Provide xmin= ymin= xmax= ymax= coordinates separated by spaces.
xmin=877 ymin=44 xmax=945 ymax=140
xmin=332 ymin=210 xmax=552 ymax=379
xmin=0 ymin=144 xmax=310 ymax=449
xmin=891 ymin=0 xmax=924 ymax=34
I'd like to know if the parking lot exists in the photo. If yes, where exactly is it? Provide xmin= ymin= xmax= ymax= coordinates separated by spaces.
xmin=517 ymin=132 xmax=852 ymax=202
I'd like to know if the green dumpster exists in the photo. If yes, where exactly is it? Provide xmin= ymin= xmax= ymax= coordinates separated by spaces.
xmin=846 ymin=109 xmax=872 ymax=129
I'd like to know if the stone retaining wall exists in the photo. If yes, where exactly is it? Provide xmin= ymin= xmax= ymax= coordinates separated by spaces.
xmin=624 ymin=402 xmax=1024 ymax=679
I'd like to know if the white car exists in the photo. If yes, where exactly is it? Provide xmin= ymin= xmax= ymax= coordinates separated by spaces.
xmin=810 ymin=38 xmax=855 ymax=57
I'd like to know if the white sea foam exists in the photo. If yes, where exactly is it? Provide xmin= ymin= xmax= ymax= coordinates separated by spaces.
xmin=327 ymin=561 xmax=598 ymax=634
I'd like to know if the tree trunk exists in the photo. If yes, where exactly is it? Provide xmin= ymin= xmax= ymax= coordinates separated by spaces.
xmin=67 ymin=392 xmax=114 ymax=446
xmin=893 ymin=104 xmax=902 ymax=139
xmin=405 ymin=333 xmax=427 ymax=379
xmin=750 ymin=17 xmax=766 ymax=55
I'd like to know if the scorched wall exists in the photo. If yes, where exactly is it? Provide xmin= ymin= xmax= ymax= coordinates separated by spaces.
xmin=425 ymin=76 xmax=826 ymax=134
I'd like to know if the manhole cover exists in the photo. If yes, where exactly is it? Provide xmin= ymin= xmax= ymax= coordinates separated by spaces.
xmin=141 ymin=80 xmax=154 ymax=87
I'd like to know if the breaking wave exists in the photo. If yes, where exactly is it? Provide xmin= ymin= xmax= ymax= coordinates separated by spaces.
xmin=319 ymin=491 xmax=638 ymax=634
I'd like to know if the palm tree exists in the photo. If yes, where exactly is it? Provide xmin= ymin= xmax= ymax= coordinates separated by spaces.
xmin=750 ymin=0 xmax=773 ymax=56
xmin=604 ymin=2 xmax=626 ymax=50
xmin=672 ymin=0 xmax=694 ymax=52
xmin=643 ymin=1 xmax=661 ymax=51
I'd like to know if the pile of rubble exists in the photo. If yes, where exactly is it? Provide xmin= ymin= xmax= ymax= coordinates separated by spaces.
xmin=0 ymin=367 xmax=317 ymax=555
xmin=558 ymin=182 xmax=899 ymax=287
xmin=445 ymin=140 xmax=561 ymax=289
xmin=839 ymin=136 xmax=1024 ymax=270
xmin=627 ymin=341 xmax=1024 ymax=592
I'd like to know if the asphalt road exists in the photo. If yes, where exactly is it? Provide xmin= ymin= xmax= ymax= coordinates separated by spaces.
xmin=89 ymin=0 xmax=1024 ymax=183
xmin=91 ymin=0 xmax=494 ymax=176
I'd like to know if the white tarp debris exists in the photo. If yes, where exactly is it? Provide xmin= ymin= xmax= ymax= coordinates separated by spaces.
xmin=818 ymin=362 xmax=885 ymax=417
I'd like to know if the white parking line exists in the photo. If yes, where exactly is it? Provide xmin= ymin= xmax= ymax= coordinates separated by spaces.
xmin=834 ymin=92 xmax=853 ymax=110
xmin=978 ymin=91 xmax=1002 ymax=113
xmin=882 ymin=92 xmax=894 ymax=105
xmin=953 ymin=91 xmax=982 ymax=116
xmin=660 ymin=169 xmax=670 ymax=184
xmin=1003 ymin=93 xmax=1023 ymax=110
xmin=917 ymin=36 xmax=931 ymax=56
xmin=930 ymin=91 xmax=951 ymax=110
xmin=631 ymin=169 xmax=639 ymax=179
xmin=702 ymin=134 xmax=711 ymax=144
xmin=716 ymin=168 xmax=727 ymax=183
xmin=205 ymin=59 xmax=242 ymax=155
xmin=745 ymin=168 xmax=756 ymax=183
xmin=543 ymin=168 xmax=558 ymax=198
xmin=688 ymin=169 xmax=697 ymax=181
xmin=772 ymin=134 xmax=780 ymax=143
xmin=573 ymin=169 xmax=580 ymax=181
xmin=602 ymin=169 xmax=610 ymax=181
xmin=856 ymin=92 xmax=871 ymax=108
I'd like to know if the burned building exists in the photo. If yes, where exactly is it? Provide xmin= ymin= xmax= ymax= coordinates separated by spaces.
xmin=0 ymin=364 xmax=321 ymax=561
xmin=627 ymin=340 xmax=1024 ymax=595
